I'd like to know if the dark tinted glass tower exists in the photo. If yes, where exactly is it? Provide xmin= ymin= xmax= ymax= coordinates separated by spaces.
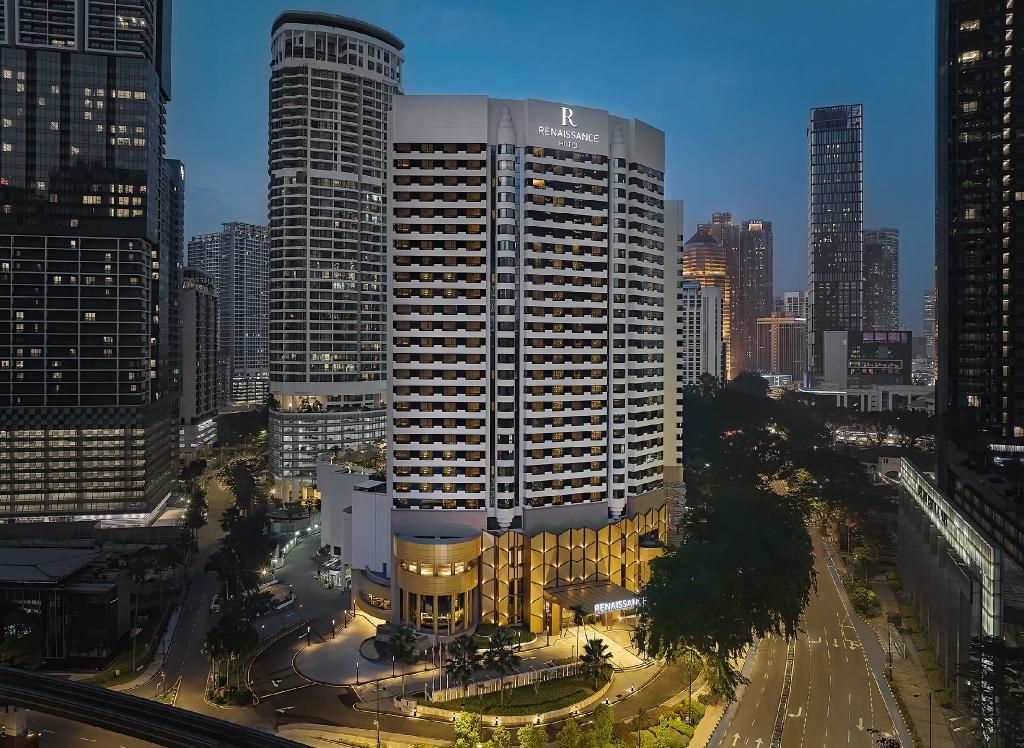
xmin=863 ymin=227 xmax=900 ymax=330
xmin=807 ymin=104 xmax=864 ymax=380
xmin=734 ymin=220 xmax=774 ymax=374
xmin=267 ymin=13 xmax=404 ymax=502
xmin=0 ymin=0 xmax=176 ymax=521
xmin=937 ymin=0 xmax=1024 ymax=568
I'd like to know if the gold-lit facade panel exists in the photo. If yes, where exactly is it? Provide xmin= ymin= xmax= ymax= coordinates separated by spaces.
xmin=394 ymin=535 xmax=481 ymax=565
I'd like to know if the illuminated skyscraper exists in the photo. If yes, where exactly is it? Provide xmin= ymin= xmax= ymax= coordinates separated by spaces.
xmin=807 ymin=104 xmax=864 ymax=380
xmin=267 ymin=13 xmax=404 ymax=500
xmin=0 ymin=0 xmax=178 ymax=521
xmin=682 ymin=227 xmax=730 ymax=375
xmin=734 ymin=219 xmax=774 ymax=374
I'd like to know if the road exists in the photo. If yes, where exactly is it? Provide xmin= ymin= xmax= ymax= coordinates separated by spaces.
xmin=132 ymin=462 xmax=238 ymax=713
xmin=718 ymin=533 xmax=902 ymax=747
xmin=22 ymin=713 xmax=157 ymax=746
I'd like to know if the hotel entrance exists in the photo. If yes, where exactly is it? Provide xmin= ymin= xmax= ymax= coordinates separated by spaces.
xmin=541 ymin=581 xmax=642 ymax=635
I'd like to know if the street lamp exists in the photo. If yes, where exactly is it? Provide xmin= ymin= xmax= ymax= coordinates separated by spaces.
xmin=392 ymin=655 xmax=396 ymax=677
xmin=306 ymin=625 xmax=311 ymax=647
xmin=332 ymin=618 xmax=336 ymax=638
xmin=356 ymin=660 xmax=360 ymax=685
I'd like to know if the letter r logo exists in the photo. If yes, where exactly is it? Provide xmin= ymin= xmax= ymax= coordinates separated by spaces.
xmin=561 ymin=107 xmax=576 ymax=127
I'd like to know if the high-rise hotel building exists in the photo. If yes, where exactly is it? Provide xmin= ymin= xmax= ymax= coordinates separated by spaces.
xmin=343 ymin=96 xmax=670 ymax=636
xmin=0 ymin=0 xmax=178 ymax=521
xmin=268 ymin=13 xmax=404 ymax=501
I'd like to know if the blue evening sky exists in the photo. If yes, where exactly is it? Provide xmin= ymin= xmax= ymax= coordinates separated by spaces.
xmin=168 ymin=0 xmax=935 ymax=333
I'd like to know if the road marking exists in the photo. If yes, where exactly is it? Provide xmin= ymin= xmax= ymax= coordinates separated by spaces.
xmin=857 ymin=717 xmax=864 ymax=731
xmin=731 ymin=734 xmax=740 ymax=746
xmin=786 ymin=706 xmax=802 ymax=718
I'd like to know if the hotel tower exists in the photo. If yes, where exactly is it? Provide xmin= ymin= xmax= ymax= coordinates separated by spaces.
xmin=322 ymin=96 xmax=670 ymax=638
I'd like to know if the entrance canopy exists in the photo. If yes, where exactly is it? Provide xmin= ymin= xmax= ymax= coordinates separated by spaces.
xmin=543 ymin=580 xmax=642 ymax=615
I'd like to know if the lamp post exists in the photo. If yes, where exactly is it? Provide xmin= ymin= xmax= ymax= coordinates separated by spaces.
xmin=306 ymin=625 xmax=311 ymax=647
xmin=375 ymin=683 xmax=382 ymax=748
xmin=356 ymin=661 xmax=360 ymax=685
xmin=332 ymin=618 xmax=336 ymax=639
xmin=392 ymin=655 xmax=396 ymax=677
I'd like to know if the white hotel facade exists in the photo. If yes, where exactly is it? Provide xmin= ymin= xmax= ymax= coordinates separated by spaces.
xmin=323 ymin=96 xmax=672 ymax=637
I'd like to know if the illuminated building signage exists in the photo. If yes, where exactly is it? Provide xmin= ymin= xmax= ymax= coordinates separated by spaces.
xmin=527 ymin=100 xmax=608 ymax=155
xmin=593 ymin=597 xmax=642 ymax=614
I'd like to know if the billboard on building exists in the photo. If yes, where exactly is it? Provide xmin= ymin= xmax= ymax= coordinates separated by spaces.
xmin=848 ymin=331 xmax=912 ymax=385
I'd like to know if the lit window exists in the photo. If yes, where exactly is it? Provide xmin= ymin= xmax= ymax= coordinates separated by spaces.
xmin=960 ymin=19 xmax=981 ymax=30
xmin=959 ymin=50 xmax=982 ymax=63
xmin=84 ymin=312 xmax=96 ymax=321
xmin=962 ymin=100 xmax=978 ymax=113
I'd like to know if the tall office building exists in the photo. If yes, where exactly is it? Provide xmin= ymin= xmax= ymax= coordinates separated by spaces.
xmin=807 ymin=104 xmax=864 ymax=380
xmin=937 ymin=0 xmax=1024 ymax=569
xmin=863 ymin=227 xmax=900 ymax=330
xmin=682 ymin=227 xmax=730 ymax=376
xmin=923 ymin=288 xmax=936 ymax=369
xmin=756 ymin=314 xmax=807 ymax=380
xmin=372 ymin=96 xmax=669 ymax=635
xmin=268 ymin=13 xmax=404 ymax=501
xmin=0 ymin=0 xmax=177 ymax=521
xmin=732 ymin=220 xmax=774 ymax=375
xmin=180 ymin=268 xmax=218 ymax=456
xmin=187 ymin=222 xmax=269 ymax=407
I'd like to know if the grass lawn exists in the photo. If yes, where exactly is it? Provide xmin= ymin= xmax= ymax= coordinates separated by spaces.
xmin=426 ymin=672 xmax=609 ymax=716
xmin=84 ymin=605 xmax=173 ymax=687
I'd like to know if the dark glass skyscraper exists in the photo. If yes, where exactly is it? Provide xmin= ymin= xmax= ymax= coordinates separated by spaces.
xmin=0 ymin=0 xmax=177 ymax=521
xmin=863 ymin=227 xmax=900 ymax=331
xmin=733 ymin=219 xmax=774 ymax=374
xmin=807 ymin=104 xmax=864 ymax=380
xmin=937 ymin=0 xmax=1024 ymax=568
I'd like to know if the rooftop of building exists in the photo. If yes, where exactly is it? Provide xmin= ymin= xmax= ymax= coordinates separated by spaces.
xmin=272 ymin=11 xmax=405 ymax=51
xmin=0 ymin=548 xmax=103 ymax=585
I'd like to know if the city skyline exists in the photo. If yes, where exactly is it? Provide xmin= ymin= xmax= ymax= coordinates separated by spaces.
xmin=168 ymin=0 xmax=935 ymax=334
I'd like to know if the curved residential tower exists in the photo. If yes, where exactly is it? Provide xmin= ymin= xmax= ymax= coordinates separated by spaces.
xmin=268 ymin=13 xmax=404 ymax=500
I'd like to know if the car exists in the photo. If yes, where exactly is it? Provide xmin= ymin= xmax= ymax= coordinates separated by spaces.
xmin=209 ymin=594 xmax=221 ymax=614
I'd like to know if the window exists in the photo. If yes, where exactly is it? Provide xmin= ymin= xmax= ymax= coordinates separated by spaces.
xmin=960 ymin=19 xmax=981 ymax=31
xmin=962 ymin=100 xmax=978 ymax=113
xmin=84 ymin=312 xmax=96 ymax=321
xmin=959 ymin=50 xmax=981 ymax=63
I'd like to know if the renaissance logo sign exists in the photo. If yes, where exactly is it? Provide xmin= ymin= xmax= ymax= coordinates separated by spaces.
xmin=536 ymin=105 xmax=602 ymax=149
xmin=593 ymin=596 xmax=642 ymax=614
xmin=528 ymin=99 xmax=606 ymax=152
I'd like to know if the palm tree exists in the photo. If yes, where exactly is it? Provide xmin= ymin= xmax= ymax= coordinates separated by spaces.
xmin=580 ymin=638 xmax=613 ymax=688
xmin=388 ymin=625 xmax=418 ymax=695
xmin=201 ymin=626 xmax=227 ymax=692
xmin=569 ymin=604 xmax=586 ymax=660
xmin=483 ymin=627 xmax=521 ymax=705
xmin=446 ymin=634 xmax=482 ymax=701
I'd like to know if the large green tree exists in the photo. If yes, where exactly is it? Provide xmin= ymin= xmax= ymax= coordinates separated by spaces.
xmin=635 ymin=482 xmax=814 ymax=699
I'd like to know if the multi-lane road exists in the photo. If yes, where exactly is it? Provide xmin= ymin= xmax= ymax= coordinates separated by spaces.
xmin=717 ymin=533 xmax=909 ymax=747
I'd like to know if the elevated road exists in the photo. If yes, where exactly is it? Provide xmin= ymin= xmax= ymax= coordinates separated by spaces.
xmin=0 ymin=668 xmax=303 ymax=748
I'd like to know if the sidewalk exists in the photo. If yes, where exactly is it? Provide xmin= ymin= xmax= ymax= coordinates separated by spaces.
xmin=107 ymin=604 xmax=183 ymax=692
xmin=867 ymin=574 xmax=964 ymax=748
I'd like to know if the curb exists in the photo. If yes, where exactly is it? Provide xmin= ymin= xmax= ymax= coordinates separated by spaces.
xmin=247 ymin=618 xmax=311 ymax=703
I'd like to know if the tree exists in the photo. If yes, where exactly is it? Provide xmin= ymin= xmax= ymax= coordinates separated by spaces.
xmin=679 ymin=649 xmax=703 ymax=722
xmin=851 ymin=545 xmax=878 ymax=582
xmin=516 ymin=724 xmax=547 ymax=748
xmin=487 ymin=725 xmax=512 ymax=748
xmin=451 ymin=711 xmax=481 ymax=748
xmin=591 ymin=703 xmax=614 ymax=746
xmin=569 ymin=604 xmax=586 ymax=659
xmin=447 ymin=634 xmax=482 ymax=691
xmin=635 ymin=483 xmax=814 ymax=691
xmin=580 ymin=638 xmax=613 ymax=688
xmin=960 ymin=635 xmax=1024 ymax=748
xmin=483 ymin=627 xmax=521 ymax=704
xmin=201 ymin=626 xmax=227 ymax=687
xmin=219 ymin=460 xmax=259 ymax=515
xmin=388 ymin=625 xmax=418 ymax=695
xmin=703 ymin=651 xmax=744 ymax=702
xmin=555 ymin=718 xmax=582 ymax=748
